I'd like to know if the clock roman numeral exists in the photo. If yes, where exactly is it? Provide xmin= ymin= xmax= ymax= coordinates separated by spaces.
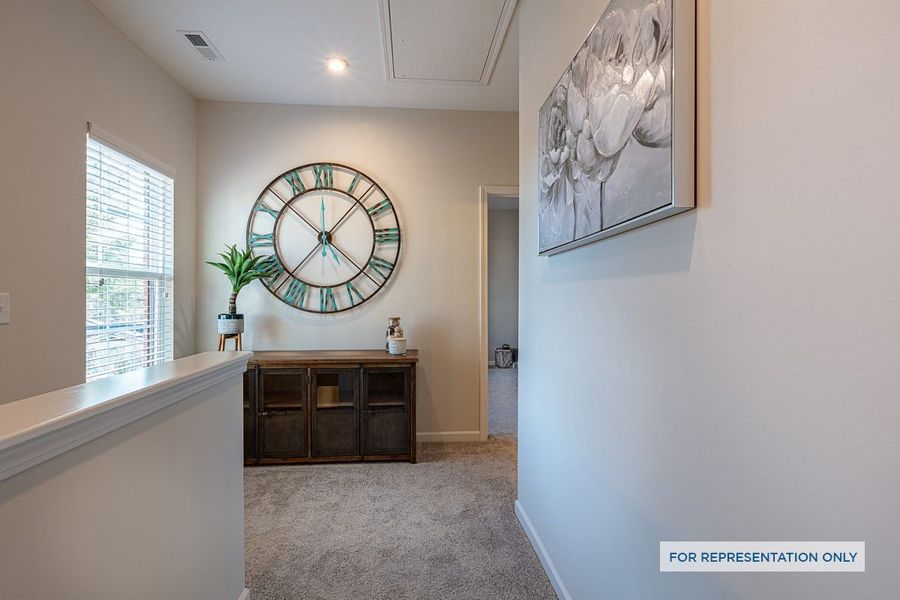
xmin=375 ymin=228 xmax=400 ymax=244
xmin=319 ymin=287 xmax=337 ymax=312
xmin=256 ymin=203 xmax=279 ymax=218
xmin=258 ymin=255 xmax=283 ymax=281
xmin=346 ymin=282 xmax=365 ymax=307
xmin=313 ymin=164 xmax=333 ymax=188
xmin=249 ymin=233 xmax=274 ymax=248
xmin=283 ymin=279 xmax=307 ymax=307
xmin=367 ymin=199 xmax=392 ymax=217
xmin=368 ymin=256 xmax=394 ymax=280
xmin=347 ymin=171 xmax=361 ymax=195
xmin=283 ymin=171 xmax=305 ymax=196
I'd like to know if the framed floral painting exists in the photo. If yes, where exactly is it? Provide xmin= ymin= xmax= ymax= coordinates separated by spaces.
xmin=538 ymin=0 xmax=695 ymax=255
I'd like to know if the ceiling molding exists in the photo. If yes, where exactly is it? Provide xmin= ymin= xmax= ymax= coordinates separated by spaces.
xmin=378 ymin=0 xmax=517 ymax=87
xmin=480 ymin=0 xmax=518 ymax=85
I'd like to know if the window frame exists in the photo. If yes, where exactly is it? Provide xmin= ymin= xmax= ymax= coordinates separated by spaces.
xmin=85 ymin=123 xmax=176 ymax=382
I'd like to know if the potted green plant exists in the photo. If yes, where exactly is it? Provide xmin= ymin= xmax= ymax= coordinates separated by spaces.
xmin=207 ymin=244 xmax=272 ymax=335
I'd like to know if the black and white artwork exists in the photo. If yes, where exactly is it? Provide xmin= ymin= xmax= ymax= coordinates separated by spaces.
xmin=538 ymin=0 xmax=693 ymax=255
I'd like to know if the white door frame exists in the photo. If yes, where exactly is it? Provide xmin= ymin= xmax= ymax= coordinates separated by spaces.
xmin=478 ymin=185 xmax=519 ymax=441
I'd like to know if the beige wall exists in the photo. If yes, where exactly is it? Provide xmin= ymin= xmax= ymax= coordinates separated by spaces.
xmin=0 ymin=374 xmax=246 ymax=600
xmin=517 ymin=0 xmax=900 ymax=598
xmin=196 ymin=102 xmax=517 ymax=437
xmin=0 ymin=0 xmax=197 ymax=404
xmin=488 ymin=207 xmax=519 ymax=354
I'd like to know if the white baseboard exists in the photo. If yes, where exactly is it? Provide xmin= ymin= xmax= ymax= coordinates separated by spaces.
xmin=488 ymin=360 xmax=496 ymax=367
xmin=238 ymin=587 xmax=250 ymax=600
xmin=416 ymin=430 xmax=481 ymax=442
xmin=515 ymin=500 xmax=571 ymax=600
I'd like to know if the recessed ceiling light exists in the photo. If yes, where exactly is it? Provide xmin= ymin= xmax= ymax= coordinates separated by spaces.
xmin=327 ymin=57 xmax=349 ymax=73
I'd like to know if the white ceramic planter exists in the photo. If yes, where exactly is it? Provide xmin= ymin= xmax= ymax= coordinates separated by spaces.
xmin=217 ymin=314 xmax=245 ymax=335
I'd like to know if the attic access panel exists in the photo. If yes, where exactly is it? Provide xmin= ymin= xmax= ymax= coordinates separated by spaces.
xmin=380 ymin=0 xmax=517 ymax=85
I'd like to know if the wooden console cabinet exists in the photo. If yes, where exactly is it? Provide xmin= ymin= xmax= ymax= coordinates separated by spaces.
xmin=243 ymin=350 xmax=418 ymax=464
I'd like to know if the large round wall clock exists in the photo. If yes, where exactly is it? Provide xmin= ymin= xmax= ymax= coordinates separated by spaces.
xmin=246 ymin=162 xmax=401 ymax=314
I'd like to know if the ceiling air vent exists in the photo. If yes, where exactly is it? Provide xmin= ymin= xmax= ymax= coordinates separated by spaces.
xmin=178 ymin=30 xmax=224 ymax=62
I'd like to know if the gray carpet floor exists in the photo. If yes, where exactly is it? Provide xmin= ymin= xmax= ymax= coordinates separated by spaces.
xmin=244 ymin=438 xmax=555 ymax=600
xmin=488 ymin=367 xmax=518 ymax=437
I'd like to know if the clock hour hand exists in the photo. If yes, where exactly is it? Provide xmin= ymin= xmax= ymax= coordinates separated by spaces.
xmin=327 ymin=241 xmax=340 ymax=264
xmin=320 ymin=196 xmax=340 ymax=264
xmin=320 ymin=197 xmax=328 ymax=257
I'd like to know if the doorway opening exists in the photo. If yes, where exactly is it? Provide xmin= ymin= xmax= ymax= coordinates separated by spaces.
xmin=478 ymin=186 xmax=519 ymax=440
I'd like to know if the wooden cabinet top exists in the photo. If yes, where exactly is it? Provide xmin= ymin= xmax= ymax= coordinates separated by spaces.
xmin=247 ymin=349 xmax=419 ymax=368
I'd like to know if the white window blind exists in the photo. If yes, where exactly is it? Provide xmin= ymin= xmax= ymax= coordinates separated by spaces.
xmin=86 ymin=133 xmax=174 ymax=381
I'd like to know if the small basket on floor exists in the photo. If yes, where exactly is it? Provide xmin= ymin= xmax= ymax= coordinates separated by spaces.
xmin=494 ymin=345 xmax=516 ymax=369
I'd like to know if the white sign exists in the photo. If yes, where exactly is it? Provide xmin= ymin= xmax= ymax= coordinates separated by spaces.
xmin=660 ymin=541 xmax=865 ymax=572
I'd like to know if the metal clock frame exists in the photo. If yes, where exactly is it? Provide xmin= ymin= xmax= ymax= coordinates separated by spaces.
xmin=245 ymin=162 xmax=401 ymax=314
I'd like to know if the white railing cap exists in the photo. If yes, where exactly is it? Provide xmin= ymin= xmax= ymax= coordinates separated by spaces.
xmin=0 ymin=351 xmax=251 ymax=482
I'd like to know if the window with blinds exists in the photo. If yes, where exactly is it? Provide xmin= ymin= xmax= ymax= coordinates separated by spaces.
xmin=86 ymin=133 xmax=174 ymax=381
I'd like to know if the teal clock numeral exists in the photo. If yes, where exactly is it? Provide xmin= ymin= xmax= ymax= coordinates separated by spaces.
xmin=256 ymin=203 xmax=279 ymax=218
xmin=249 ymin=232 xmax=274 ymax=248
xmin=258 ymin=255 xmax=284 ymax=282
xmin=319 ymin=287 xmax=337 ymax=312
xmin=347 ymin=171 xmax=361 ymax=195
xmin=367 ymin=199 xmax=392 ymax=217
xmin=368 ymin=256 xmax=394 ymax=280
xmin=375 ymin=228 xmax=400 ymax=244
xmin=346 ymin=282 xmax=365 ymax=307
xmin=284 ymin=171 xmax=305 ymax=195
xmin=283 ymin=279 xmax=307 ymax=307
xmin=313 ymin=164 xmax=333 ymax=189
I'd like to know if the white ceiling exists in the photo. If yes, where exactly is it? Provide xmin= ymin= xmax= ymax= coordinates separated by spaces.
xmin=89 ymin=0 xmax=519 ymax=111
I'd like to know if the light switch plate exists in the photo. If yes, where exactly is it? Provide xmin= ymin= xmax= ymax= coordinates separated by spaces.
xmin=0 ymin=293 xmax=9 ymax=325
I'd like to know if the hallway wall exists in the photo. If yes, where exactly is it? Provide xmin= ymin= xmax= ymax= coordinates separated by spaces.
xmin=195 ymin=102 xmax=517 ymax=438
xmin=517 ymin=1 xmax=900 ymax=598
xmin=0 ymin=0 xmax=197 ymax=403
xmin=488 ymin=207 xmax=519 ymax=355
